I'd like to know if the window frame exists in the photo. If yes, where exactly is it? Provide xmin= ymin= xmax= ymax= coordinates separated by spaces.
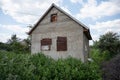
xmin=51 ymin=13 xmax=57 ymax=22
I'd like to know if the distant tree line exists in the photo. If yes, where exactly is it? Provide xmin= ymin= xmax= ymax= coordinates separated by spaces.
xmin=0 ymin=34 xmax=31 ymax=53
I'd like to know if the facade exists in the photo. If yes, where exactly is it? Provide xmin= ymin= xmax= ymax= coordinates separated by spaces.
xmin=28 ymin=4 xmax=92 ymax=62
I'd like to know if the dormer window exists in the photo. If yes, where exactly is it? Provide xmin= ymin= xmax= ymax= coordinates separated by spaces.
xmin=51 ymin=13 xmax=57 ymax=22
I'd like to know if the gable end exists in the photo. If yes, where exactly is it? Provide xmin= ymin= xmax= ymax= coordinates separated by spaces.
xmin=28 ymin=3 xmax=92 ymax=40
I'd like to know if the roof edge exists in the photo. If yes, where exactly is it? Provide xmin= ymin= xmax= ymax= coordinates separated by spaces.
xmin=28 ymin=4 xmax=55 ymax=35
xmin=52 ymin=4 xmax=89 ymax=30
xmin=28 ymin=3 xmax=91 ymax=37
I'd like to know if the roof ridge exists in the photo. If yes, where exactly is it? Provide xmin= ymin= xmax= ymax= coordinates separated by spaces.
xmin=51 ymin=3 xmax=89 ymax=29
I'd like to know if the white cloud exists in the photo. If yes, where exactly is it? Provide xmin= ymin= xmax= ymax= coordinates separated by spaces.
xmin=0 ymin=33 xmax=10 ymax=43
xmin=90 ymin=19 xmax=120 ymax=41
xmin=0 ymin=0 xmax=62 ymax=24
xmin=61 ymin=6 xmax=71 ymax=15
xmin=0 ymin=0 xmax=72 ymax=42
xmin=76 ymin=0 xmax=120 ymax=19
xmin=1 ymin=25 xmax=29 ymax=33
xmin=0 ymin=24 xmax=29 ymax=42
xmin=70 ymin=0 xmax=84 ymax=4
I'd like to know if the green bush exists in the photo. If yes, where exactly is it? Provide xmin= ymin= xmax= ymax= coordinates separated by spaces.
xmin=90 ymin=49 xmax=111 ymax=64
xmin=0 ymin=51 xmax=102 ymax=80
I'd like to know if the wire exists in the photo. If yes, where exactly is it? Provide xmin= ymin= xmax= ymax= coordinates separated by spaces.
xmin=4 ymin=10 xmax=41 ymax=16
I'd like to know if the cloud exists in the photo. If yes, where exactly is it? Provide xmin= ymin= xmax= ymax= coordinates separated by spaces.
xmin=90 ymin=19 xmax=120 ymax=41
xmin=61 ymin=6 xmax=71 ymax=15
xmin=0 ymin=0 xmax=62 ymax=24
xmin=70 ymin=0 xmax=84 ymax=4
xmin=76 ymin=0 xmax=120 ymax=19
xmin=1 ymin=25 xmax=29 ymax=33
xmin=0 ymin=33 xmax=10 ymax=43
xmin=0 ymin=0 xmax=72 ymax=42
xmin=0 ymin=24 xmax=29 ymax=42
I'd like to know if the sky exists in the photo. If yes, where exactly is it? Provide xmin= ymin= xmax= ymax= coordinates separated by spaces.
xmin=0 ymin=0 xmax=120 ymax=44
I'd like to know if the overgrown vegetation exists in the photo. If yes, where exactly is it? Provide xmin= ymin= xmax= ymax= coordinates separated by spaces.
xmin=0 ymin=50 xmax=101 ymax=80
xmin=0 ymin=31 xmax=120 ymax=80
xmin=91 ymin=32 xmax=120 ymax=80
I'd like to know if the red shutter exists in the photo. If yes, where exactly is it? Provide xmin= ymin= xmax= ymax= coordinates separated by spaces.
xmin=41 ymin=38 xmax=52 ymax=51
xmin=57 ymin=37 xmax=67 ymax=51
xmin=41 ymin=38 xmax=52 ymax=45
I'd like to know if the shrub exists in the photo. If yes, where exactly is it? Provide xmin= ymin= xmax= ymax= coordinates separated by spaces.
xmin=90 ymin=49 xmax=110 ymax=64
xmin=0 ymin=51 xmax=102 ymax=80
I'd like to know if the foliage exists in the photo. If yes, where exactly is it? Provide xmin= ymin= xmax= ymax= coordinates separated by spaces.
xmin=90 ymin=49 xmax=111 ymax=64
xmin=0 ymin=42 xmax=12 ymax=51
xmin=90 ymin=40 xmax=99 ymax=49
xmin=90 ymin=48 xmax=111 ymax=80
xmin=23 ymin=37 xmax=31 ymax=52
xmin=7 ymin=34 xmax=20 ymax=44
xmin=0 ymin=34 xmax=30 ymax=53
xmin=90 ymin=32 xmax=120 ymax=80
xmin=102 ymin=54 xmax=120 ymax=80
xmin=98 ymin=32 xmax=120 ymax=57
xmin=0 ymin=51 xmax=102 ymax=80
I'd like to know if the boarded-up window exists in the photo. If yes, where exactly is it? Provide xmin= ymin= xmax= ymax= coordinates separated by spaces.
xmin=41 ymin=38 xmax=52 ymax=51
xmin=57 ymin=37 xmax=67 ymax=51
xmin=51 ymin=14 xmax=57 ymax=22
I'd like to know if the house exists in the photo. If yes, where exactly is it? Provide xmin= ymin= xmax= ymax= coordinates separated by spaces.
xmin=28 ymin=4 xmax=92 ymax=62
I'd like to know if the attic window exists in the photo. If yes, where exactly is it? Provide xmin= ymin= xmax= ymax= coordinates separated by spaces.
xmin=51 ymin=13 xmax=57 ymax=22
xmin=41 ymin=38 xmax=52 ymax=51
xmin=57 ymin=37 xmax=67 ymax=51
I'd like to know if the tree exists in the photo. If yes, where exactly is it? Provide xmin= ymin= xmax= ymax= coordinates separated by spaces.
xmin=0 ymin=34 xmax=20 ymax=51
xmin=91 ymin=40 xmax=99 ymax=49
xmin=6 ymin=34 xmax=30 ymax=53
xmin=98 ymin=32 xmax=120 ymax=57
xmin=0 ymin=42 xmax=11 ymax=51
xmin=7 ymin=34 xmax=20 ymax=44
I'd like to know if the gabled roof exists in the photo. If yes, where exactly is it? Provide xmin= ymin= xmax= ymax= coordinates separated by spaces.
xmin=28 ymin=3 xmax=92 ymax=40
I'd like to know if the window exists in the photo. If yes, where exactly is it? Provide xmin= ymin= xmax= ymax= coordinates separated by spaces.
xmin=51 ymin=13 xmax=57 ymax=22
xmin=57 ymin=37 xmax=67 ymax=51
xmin=41 ymin=38 xmax=52 ymax=51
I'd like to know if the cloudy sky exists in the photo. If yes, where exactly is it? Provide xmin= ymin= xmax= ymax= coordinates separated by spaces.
xmin=0 ymin=0 xmax=120 ymax=44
